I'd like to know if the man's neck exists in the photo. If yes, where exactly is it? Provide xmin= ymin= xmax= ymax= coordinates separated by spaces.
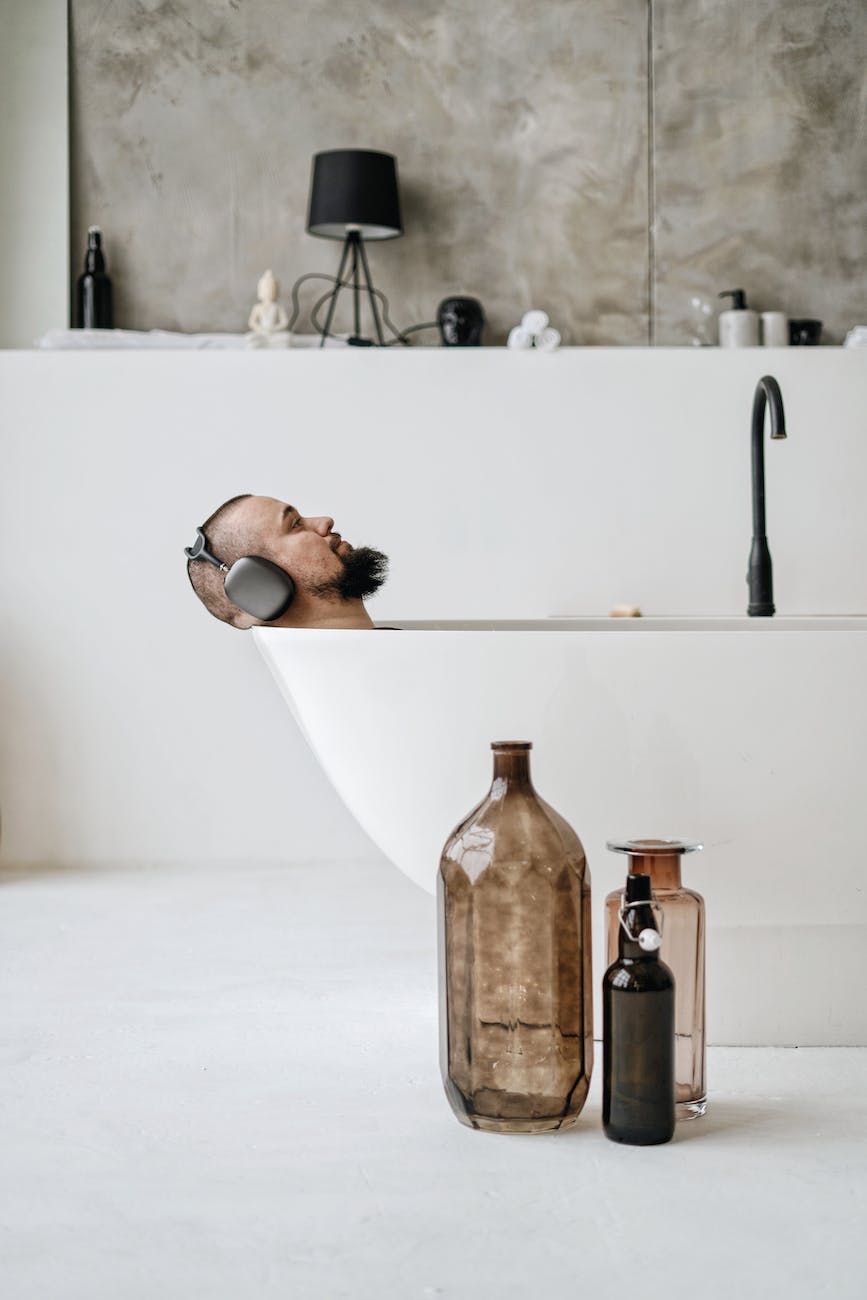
xmin=269 ymin=598 xmax=375 ymax=630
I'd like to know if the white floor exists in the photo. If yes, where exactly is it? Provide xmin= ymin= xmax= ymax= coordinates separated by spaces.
xmin=1 ymin=859 xmax=864 ymax=1299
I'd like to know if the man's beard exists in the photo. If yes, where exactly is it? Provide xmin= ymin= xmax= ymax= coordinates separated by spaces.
xmin=309 ymin=546 xmax=389 ymax=602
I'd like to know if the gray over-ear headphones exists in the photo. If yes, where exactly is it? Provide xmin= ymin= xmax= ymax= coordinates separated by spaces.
xmin=184 ymin=527 xmax=296 ymax=622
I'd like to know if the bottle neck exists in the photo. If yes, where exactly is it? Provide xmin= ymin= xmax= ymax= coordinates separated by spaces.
xmin=628 ymin=853 xmax=681 ymax=890
xmin=618 ymin=936 xmax=659 ymax=962
xmin=490 ymin=747 xmax=533 ymax=794
xmin=84 ymin=247 xmax=106 ymax=273
xmin=617 ymin=900 xmax=660 ymax=962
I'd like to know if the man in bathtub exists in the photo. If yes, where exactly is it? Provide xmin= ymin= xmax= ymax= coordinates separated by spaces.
xmin=185 ymin=494 xmax=389 ymax=630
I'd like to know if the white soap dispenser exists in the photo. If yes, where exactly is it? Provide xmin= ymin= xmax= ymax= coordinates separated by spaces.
xmin=717 ymin=289 xmax=759 ymax=347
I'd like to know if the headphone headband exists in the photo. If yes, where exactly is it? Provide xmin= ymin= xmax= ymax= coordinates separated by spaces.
xmin=184 ymin=526 xmax=228 ymax=572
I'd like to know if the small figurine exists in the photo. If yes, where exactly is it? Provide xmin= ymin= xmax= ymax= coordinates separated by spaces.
xmin=507 ymin=309 xmax=561 ymax=352
xmin=246 ymin=269 xmax=290 ymax=348
xmin=437 ymin=296 xmax=485 ymax=346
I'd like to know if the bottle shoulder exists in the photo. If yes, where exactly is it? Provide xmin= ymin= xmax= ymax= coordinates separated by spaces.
xmin=676 ymin=887 xmax=704 ymax=904
xmin=603 ymin=957 xmax=675 ymax=993
xmin=605 ymin=885 xmax=703 ymax=907
xmin=440 ymin=787 xmax=587 ymax=882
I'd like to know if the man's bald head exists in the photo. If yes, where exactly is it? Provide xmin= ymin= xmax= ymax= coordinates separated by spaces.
xmin=185 ymin=494 xmax=388 ymax=630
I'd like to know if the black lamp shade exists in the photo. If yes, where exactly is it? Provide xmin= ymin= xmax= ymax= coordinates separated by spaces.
xmin=307 ymin=149 xmax=402 ymax=240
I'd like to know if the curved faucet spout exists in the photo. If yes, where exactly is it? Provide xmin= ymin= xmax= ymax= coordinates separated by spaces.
xmin=748 ymin=375 xmax=787 ymax=617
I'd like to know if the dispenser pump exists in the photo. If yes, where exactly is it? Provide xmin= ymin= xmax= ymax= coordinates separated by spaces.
xmin=717 ymin=288 xmax=758 ymax=346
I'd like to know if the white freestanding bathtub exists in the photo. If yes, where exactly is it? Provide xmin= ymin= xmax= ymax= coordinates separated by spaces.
xmin=253 ymin=618 xmax=867 ymax=1045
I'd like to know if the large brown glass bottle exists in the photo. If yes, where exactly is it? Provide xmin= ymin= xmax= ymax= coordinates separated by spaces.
xmin=605 ymin=838 xmax=706 ymax=1118
xmin=438 ymin=742 xmax=593 ymax=1134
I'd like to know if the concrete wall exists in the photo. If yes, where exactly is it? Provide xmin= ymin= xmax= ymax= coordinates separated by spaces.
xmin=69 ymin=1 xmax=867 ymax=345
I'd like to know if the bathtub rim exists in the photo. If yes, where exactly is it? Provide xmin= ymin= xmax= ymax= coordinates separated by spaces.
xmin=254 ymin=615 xmax=867 ymax=637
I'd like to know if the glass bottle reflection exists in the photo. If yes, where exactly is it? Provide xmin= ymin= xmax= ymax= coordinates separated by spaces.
xmin=605 ymin=839 xmax=706 ymax=1118
xmin=438 ymin=742 xmax=593 ymax=1133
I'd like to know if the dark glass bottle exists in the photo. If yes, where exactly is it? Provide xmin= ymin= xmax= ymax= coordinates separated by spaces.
xmin=438 ymin=741 xmax=592 ymax=1134
xmin=603 ymin=873 xmax=675 ymax=1146
xmin=75 ymin=226 xmax=113 ymax=328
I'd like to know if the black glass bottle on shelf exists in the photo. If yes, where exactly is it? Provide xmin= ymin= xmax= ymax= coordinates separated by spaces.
xmin=75 ymin=226 xmax=113 ymax=328
xmin=603 ymin=872 xmax=675 ymax=1146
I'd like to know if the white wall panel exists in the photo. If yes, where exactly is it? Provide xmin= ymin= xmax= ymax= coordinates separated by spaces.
xmin=0 ymin=0 xmax=68 ymax=347
xmin=1 ymin=348 xmax=864 ymax=872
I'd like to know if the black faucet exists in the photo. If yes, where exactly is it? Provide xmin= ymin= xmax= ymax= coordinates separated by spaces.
xmin=747 ymin=375 xmax=787 ymax=616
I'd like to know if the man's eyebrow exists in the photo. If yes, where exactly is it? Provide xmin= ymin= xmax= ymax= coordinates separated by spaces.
xmin=281 ymin=504 xmax=297 ymax=525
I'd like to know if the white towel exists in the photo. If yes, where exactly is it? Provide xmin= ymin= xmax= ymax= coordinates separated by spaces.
xmin=35 ymin=328 xmax=349 ymax=350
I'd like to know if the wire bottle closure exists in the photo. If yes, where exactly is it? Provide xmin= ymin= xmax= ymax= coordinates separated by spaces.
xmin=618 ymin=896 xmax=665 ymax=947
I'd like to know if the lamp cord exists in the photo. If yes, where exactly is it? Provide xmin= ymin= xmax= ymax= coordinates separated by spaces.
xmin=286 ymin=269 xmax=438 ymax=347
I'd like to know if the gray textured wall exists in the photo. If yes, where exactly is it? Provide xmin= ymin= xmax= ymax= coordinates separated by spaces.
xmin=70 ymin=1 xmax=866 ymax=344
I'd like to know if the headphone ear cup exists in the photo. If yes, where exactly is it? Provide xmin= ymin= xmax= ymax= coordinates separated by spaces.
xmin=224 ymin=556 xmax=295 ymax=622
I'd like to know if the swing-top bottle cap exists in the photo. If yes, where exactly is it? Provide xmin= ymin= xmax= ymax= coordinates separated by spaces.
xmin=625 ymin=873 xmax=652 ymax=902
xmin=638 ymin=928 xmax=662 ymax=952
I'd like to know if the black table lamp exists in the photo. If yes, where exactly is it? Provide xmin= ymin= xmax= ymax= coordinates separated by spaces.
xmin=306 ymin=149 xmax=402 ymax=346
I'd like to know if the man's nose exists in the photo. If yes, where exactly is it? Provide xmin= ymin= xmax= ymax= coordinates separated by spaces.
xmin=307 ymin=516 xmax=335 ymax=536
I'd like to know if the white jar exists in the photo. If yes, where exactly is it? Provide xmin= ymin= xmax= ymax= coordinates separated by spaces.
xmin=761 ymin=312 xmax=789 ymax=346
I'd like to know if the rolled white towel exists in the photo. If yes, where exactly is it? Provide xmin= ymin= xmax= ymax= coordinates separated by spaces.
xmin=521 ymin=309 xmax=549 ymax=337
xmin=507 ymin=325 xmax=534 ymax=349
xmin=536 ymin=326 xmax=561 ymax=352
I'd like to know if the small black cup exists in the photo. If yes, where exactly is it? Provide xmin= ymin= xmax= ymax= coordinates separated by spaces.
xmin=789 ymin=318 xmax=822 ymax=346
